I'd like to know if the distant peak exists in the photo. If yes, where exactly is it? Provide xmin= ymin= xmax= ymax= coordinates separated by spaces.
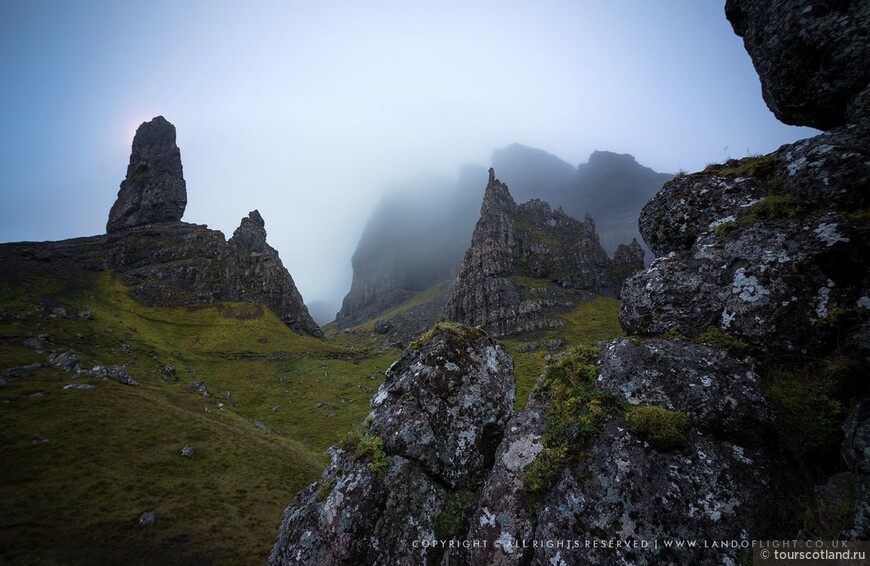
xmin=588 ymin=150 xmax=638 ymax=165
xmin=230 ymin=209 xmax=268 ymax=250
xmin=488 ymin=167 xmax=495 ymax=184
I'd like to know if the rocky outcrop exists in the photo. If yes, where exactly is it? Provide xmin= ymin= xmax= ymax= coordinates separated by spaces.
xmin=337 ymin=149 xmax=670 ymax=333
xmin=107 ymin=116 xmax=187 ymax=233
xmin=443 ymin=169 xmax=617 ymax=337
xmin=726 ymin=0 xmax=870 ymax=130
xmin=269 ymin=324 xmax=515 ymax=565
xmin=0 ymin=118 xmax=322 ymax=337
xmin=609 ymin=238 xmax=645 ymax=296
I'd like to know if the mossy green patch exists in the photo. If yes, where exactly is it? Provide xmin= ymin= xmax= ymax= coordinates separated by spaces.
xmin=341 ymin=430 xmax=388 ymax=477
xmin=697 ymin=327 xmax=750 ymax=352
xmin=715 ymin=193 xmax=810 ymax=238
xmin=703 ymin=154 xmax=779 ymax=179
xmin=625 ymin=405 xmax=691 ymax=451
xmin=409 ymin=322 xmax=487 ymax=351
xmin=522 ymin=347 xmax=624 ymax=495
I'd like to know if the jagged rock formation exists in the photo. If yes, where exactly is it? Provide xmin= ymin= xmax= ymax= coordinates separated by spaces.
xmin=107 ymin=116 xmax=187 ymax=233
xmin=468 ymin=340 xmax=783 ymax=566
xmin=0 ymin=118 xmax=322 ymax=337
xmin=336 ymin=149 xmax=670 ymax=334
xmin=443 ymin=169 xmax=629 ymax=337
xmin=493 ymin=145 xmax=673 ymax=257
xmin=269 ymin=324 xmax=514 ymax=565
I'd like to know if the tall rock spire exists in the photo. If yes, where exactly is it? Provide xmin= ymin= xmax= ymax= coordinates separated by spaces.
xmin=107 ymin=116 xmax=187 ymax=233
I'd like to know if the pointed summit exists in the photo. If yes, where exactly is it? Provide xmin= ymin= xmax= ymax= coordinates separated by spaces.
xmin=107 ymin=116 xmax=187 ymax=233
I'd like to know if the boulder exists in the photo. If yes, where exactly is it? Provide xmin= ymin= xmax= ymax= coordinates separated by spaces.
xmin=269 ymin=323 xmax=516 ymax=565
xmin=725 ymin=0 xmax=870 ymax=130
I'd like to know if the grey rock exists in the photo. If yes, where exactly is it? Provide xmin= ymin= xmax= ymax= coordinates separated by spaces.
xmin=640 ymin=172 xmax=767 ymax=258
xmin=46 ymin=351 xmax=81 ymax=371
xmin=597 ymin=338 xmax=771 ymax=442
xmin=186 ymin=381 xmax=210 ymax=398
xmin=622 ymin=212 xmax=869 ymax=353
xmin=373 ymin=319 xmax=391 ymax=334
xmin=269 ymin=323 xmax=516 ymax=564
xmin=63 ymin=383 xmax=95 ymax=391
xmin=370 ymin=324 xmax=515 ymax=489
xmin=78 ymin=310 xmax=93 ymax=320
xmin=105 ymin=365 xmax=138 ymax=386
xmin=49 ymin=306 xmax=67 ymax=318
xmin=841 ymin=399 xmax=870 ymax=539
xmin=180 ymin=445 xmax=196 ymax=459
xmin=223 ymin=391 xmax=235 ymax=406
xmin=0 ymin=363 xmax=41 ymax=385
xmin=444 ymin=169 xmax=613 ymax=337
xmin=726 ymin=0 xmax=870 ymax=130
xmin=107 ymin=116 xmax=187 ymax=232
xmin=138 ymin=510 xmax=156 ymax=526
xmin=610 ymin=237 xmax=646 ymax=293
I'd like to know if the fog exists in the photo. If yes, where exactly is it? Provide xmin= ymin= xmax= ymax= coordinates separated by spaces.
xmin=0 ymin=0 xmax=816 ymax=312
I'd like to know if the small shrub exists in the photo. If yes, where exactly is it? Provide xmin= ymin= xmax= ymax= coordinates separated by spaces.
xmin=522 ymin=347 xmax=624 ymax=495
xmin=340 ymin=429 xmax=388 ymax=477
xmin=702 ymin=154 xmax=779 ymax=179
xmin=625 ymin=405 xmax=691 ymax=451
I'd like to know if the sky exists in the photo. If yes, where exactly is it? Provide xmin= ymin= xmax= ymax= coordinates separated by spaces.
xmin=0 ymin=0 xmax=816 ymax=310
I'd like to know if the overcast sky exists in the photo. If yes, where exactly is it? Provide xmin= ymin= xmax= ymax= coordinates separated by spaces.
xmin=0 ymin=0 xmax=815 ymax=309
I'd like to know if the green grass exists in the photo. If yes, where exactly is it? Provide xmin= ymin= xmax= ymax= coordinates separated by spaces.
xmin=703 ymin=154 xmax=779 ymax=179
xmin=0 ymin=270 xmax=398 ymax=564
xmin=352 ymin=281 xmax=449 ymax=334
xmin=503 ymin=294 xmax=623 ymax=410
xmin=522 ymin=346 xmax=624 ymax=495
xmin=715 ymin=193 xmax=809 ymax=238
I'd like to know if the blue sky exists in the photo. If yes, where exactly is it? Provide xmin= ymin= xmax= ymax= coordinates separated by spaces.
xmin=0 ymin=1 xmax=816 ymax=307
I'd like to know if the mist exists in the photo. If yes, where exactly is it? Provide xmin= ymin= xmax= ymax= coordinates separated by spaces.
xmin=0 ymin=0 xmax=816 ymax=313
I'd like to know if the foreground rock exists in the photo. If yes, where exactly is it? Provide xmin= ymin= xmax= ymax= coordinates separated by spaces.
xmin=726 ymin=0 xmax=870 ymax=130
xmin=269 ymin=324 xmax=515 ymax=565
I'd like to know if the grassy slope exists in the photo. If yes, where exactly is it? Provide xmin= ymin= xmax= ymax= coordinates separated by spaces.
xmin=0 ymin=271 xmax=397 ymax=565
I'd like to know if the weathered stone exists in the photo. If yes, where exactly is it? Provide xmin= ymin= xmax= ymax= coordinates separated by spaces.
xmin=726 ymin=0 xmax=870 ymax=130
xmin=610 ymin=238 xmax=646 ymax=294
xmin=597 ymin=338 xmax=771 ymax=443
xmin=370 ymin=324 xmax=515 ymax=489
xmin=180 ymin=445 xmax=196 ymax=459
xmin=138 ymin=510 xmax=156 ymax=526
xmin=107 ymin=116 xmax=187 ymax=232
xmin=841 ymin=398 xmax=870 ymax=539
xmin=46 ymin=351 xmax=81 ymax=371
xmin=0 ymin=363 xmax=41 ymax=385
xmin=63 ymin=383 xmax=95 ymax=391
xmin=622 ymin=212 xmax=869 ymax=353
xmin=269 ymin=323 xmax=516 ymax=565
xmin=372 ymin=319 xmax=391 ymax=334
xmin=186 ymin=381 xmax=210 ymax=398
xmin=639 ymin=173 xmax=767 ymax=257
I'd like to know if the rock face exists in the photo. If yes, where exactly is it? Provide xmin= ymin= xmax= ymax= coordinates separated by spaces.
xmin=0 ymin=117 xmax=322 ymax=338
xmin=336 ymin=149 xmax=670 ymax=334
xmin=335 ymin=167 xmax=485 ymax=329
xmin=444 ymin=169 xmax=623 ymax=337
xmin=107 ymin=116 xmax=187 ymax=233
xmin=269 ymin=324 xmax=515 ymax=565
xmin=726 ymin=0 xmax=870 ymax=130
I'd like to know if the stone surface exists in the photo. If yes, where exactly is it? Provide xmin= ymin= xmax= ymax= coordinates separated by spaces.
xmin=369 ymin=324 xmax=515 ymax=489
xmin=610 ymin=238 xmax=645 ymax=296
xmin=623 ymin=212 xmax=869 ymax=353
xmin=180 ymin=445 xmax=196 ymax=459
xmin=269 ymin=324 xmax=516 ymax=565
xmin=138 ymin=511 xmax=156 ymax=526
xmin=107 ymin=116 xmax=187 ymax=232
xmin=726 ymin=0 xmax=870 ymax=130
